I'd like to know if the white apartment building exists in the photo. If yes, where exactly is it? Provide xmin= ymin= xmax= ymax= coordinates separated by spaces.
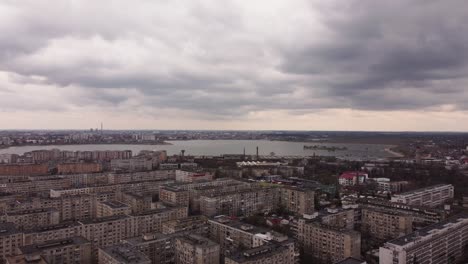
xmin=379 ymin=213 xmax=468 ymax=264
xmin=391 ymin=184 xmax=454 ymax=207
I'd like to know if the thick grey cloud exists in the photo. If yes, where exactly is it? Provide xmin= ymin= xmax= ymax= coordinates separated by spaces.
xmin=0 ymin=0 xmax=468 ymax=122
xmin=281 ymin=0 xmax=468 ymax=110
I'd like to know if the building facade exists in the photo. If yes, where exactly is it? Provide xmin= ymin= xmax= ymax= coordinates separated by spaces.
xmin=379 ymin=214 xmax=468 ymax=264
xmin=391 ymin=184 xmax=454 ymax=207
xmin=297 ymin=219 xmax=361 ymax=263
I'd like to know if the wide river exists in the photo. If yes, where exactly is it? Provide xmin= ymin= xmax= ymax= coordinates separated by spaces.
xmin=0 ymin=140 xmax=396 ymax=160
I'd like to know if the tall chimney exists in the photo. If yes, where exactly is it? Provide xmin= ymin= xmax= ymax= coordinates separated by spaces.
xmin=256 ymin=146 xmax=259 ymax=160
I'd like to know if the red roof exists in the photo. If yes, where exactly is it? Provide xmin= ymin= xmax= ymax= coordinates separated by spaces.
xmin=339 ymin=171 xmax=366 ymax=179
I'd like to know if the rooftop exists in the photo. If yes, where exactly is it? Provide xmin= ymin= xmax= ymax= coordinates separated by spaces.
xmin=335 ymin=257 xmax=367 ymax=264
xmin=20 ymin=236 xmax=89 ymax=254
xmin=210 ymin=216 xmax=271 ymax=235
xmin=394 ymin=184 xmax=453 ymax=197
xmin=0 ymin=222 xmax=21 ymax=236
xmin=227 ymin=241 xmax=289 ymax=263
xmin=160 ymin=185 xmax=187 ymax=192
xmin=130 ymin=206 xmax=184 ymax=217
xmin=101 ymin=200 xmax=130 ymax=209
xmin=176 ymin=234 xmax=218 ymax=248
xmin=387 ymin=213 xmax=468 ymax=247
xmin=101 ymin=243 xmax=151 ymax=264
xmin=79 ymin=215 xmax=129 ymax=225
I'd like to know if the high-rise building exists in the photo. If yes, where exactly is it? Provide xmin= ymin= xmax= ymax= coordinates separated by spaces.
xmin=279 ymin=186 xmax=315 ymax=216
xmin=96 ymin=200 xmax=131 ymax=217
xmin=391 ymin=184 xmax=454 ymax=207
xmin=99 ymin=242 xmax=151 ymax=264
xmin=159 ymin=186 xmax=190 ymax=207
xmin=0 ymin=223 xmax=23 ymax=260
xmin=174 ymin=234 xmax=220 ymax=264
xmin=361 ymin=208 xmax=413 ymax=241
xmin=5 ymin=208 xmax=60 ymax=230
xmin=297 ymin=219 xmax=361 ymax=263
xmin=17 ymin=237 xmax=92 ymax=264
xmin=200 ymin=187 xmax=280 ymax=217
xmin=379 ymin=213 xmax=468 ymax=264
xmin=225 ymin=240 xmax=296 ymax=264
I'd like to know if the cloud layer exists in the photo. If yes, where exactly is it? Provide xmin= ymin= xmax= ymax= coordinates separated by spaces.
xmin=0 ymin=0 xmax=467 ymax=130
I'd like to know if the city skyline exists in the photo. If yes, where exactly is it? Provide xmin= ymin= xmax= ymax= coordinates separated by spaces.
xmin=1 ymin=0 xmax=468 ymax=131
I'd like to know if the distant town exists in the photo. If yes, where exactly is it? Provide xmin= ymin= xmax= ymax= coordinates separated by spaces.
xmin=0 ymin=130 xmax=467 ymax=263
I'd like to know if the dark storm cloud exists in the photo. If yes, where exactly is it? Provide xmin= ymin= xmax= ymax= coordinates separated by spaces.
xmin=1 ymin=0 xmax=468 ymax=117
xmin=281 ymin=0 xmax=468 ymax=110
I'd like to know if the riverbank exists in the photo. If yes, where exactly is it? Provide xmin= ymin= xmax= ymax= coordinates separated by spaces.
xmin=384 ymin=146 xmax=405 ymax=158
xmin=0 ymin=141 xmax=173 ymax=152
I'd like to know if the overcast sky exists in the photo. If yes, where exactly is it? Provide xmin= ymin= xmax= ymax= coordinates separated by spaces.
xmin=1 ymin=0 xmax=467 ymax=131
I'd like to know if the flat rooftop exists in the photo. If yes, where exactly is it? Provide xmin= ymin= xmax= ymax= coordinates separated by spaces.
xmin=176 ymin=234 xmax=218 ymax=248
xmin=387 ymin=213 xmax=468 ymax=247
xmin=79 ymin=215 xmax=129 ymax=225
xmin=0 ymin=222 xmax=21 ymax=236
xmin=335 ymin=257 xmax=366 ymax=264
xmin=227 ymin=241 xmax=288 ymax=263
xmin=394 ymin=184 xmax=453 ymax=196
xmin=101 ymin=243 xmax=151 ymax=264
xmin=101 ymin=200 xmax=130 ymax=209
xmin=130 ymin=205 xmax=184 ymax=217
xmin=209 ymin=216 xmax=271 ymax=235
xmin=20 ymin=237 xmax=89 ymax=254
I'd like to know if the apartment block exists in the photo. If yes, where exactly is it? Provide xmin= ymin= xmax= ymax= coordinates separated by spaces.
xmin=17 ymin=236 xmax=92 ymax=264
xmin=125 ymin=232 xmax=177 ymax=264
xmin=225 ymin=240 xmax=296 ymax=264
xmin=99 ymin=242 xmax=151 ymax=264
xmin=96 ymin=200 xmax=131 ymax=218
xmin=78 ymin=216 xmax=137 ymax=259
xmin=120 ymin=192 xmax=153 ymax=214
xmin=361 ymin=208 xmax=413 ymax=241
xmin=297 ymin=219 xmax=361 ymax=263
xmin=110 ymin=158 xmax=154 ymax=172
xmin=107 ymin=170 xmax=176 ymax=184
xmin=319 ymin=208 xmax=356 ymax=230
xmin=0 ymin=223 xmax=23 ymax=259
xmin=131 ymin=206 xmax=188 ymax=234
xmin=208 ymin=216 xmax=289 ymax=256
xmin=4 ymin=208 xmax=60 ymax=230
xmin=175 ymin=170 xmax=214 ymax=183
xmin=23 ymin=222 xmax=80 ymax=245
xmin=358 ymin=198 xmax=446 ymax=226
xmin=159 ymin=186 xmax=190 ymax=207
xmin=0 ymin=177 xmax=71 ymax=194
xmin=9 ymin=195 xmax=94 ymax=221
xmin=379 ymin=213 xmax=468 ymax=264
xmin=57 ymin=162 xmax=103 ymax=174
xmin=187 ymin=181 xmax=251 ymax=213
xmin=0 ymin=164 xmax=49 ymax=176
xmin=162 ymin=215 xmax=208 ymax=234
xmin=279 ymin=186 xmax=315 ymax=216
xmin=174 ymin=234 xmax=220 ymax=264
xmin=200 ymin=187 xmax=280 ymax=217
xmin=391 ymin=184 xmax=454 ymax=207
xmin=160 ymin=163 xmax=180 ymax=170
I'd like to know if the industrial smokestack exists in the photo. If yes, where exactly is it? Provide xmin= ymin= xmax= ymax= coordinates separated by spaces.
xmin=256 ymin=146 xmax=259 ymax=160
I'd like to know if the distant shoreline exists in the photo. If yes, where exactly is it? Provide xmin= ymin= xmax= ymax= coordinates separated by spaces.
xmin=384 ymin=146 xmax=405 ymax=158
xmin=0 ymin=141 xmax=173 ymax=151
